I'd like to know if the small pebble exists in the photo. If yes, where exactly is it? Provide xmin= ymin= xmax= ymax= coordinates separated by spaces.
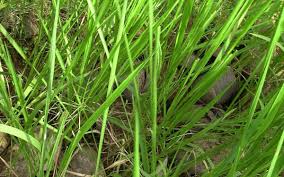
xmin=198 ymin=66 xmax=238 ymax=105
xmin=67 ymin=145 xmax=106 ymax=177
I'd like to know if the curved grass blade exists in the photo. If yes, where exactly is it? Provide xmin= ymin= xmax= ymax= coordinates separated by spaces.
xmin=0 ymin=124 xmax=41 ymax=151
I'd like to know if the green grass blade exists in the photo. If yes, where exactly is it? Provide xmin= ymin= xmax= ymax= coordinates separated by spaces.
xmin=148 ymin=0 xmax=156 ymax=173
xmin=133 ymin=103 xmax=140 ymax=177
xmin=39 ymin=0 xmax=61 ymax=175
xmin=0 ymin=124 xmax=41 ymax=151
xmin=94 ymin=0 xmax=127 ymax=175
xmin=0 ymin=23 xmax=28 ymax=60
xmin=45 ymin=112 xmax=68 ymax=177
xmin=266 ymin=130 xmax=284 ymax=177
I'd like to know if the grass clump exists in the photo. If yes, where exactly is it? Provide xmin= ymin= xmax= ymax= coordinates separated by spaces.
xmin=0 ymin=0 xmax=283 ymax=176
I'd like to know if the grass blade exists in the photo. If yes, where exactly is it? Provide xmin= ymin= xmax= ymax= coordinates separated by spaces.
xmin=266 ymin=130 xmax=284 ymax=177
xmin=0 ymin=124 xmax=41 ymax=151
xmin=39 ymin=0 xmax=61 ymax=175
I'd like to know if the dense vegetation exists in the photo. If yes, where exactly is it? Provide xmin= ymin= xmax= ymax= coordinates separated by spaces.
xmin=0 ymin=0 xmax=283 ymax=176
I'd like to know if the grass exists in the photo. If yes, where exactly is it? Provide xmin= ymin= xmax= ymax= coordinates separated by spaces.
xmin=0 ymin=0 xmax=283 ymax=176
